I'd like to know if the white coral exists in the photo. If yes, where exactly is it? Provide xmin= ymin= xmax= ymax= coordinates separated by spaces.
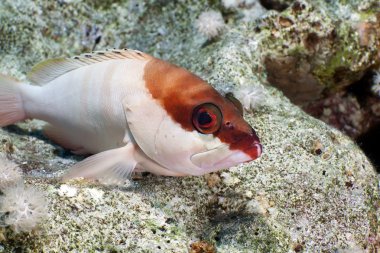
xmin=233 ymin=85 xmax=266 ymax=111
xmin=0 ymin=156 xmax=22 ymax=190
xmin=0 ymin=183 xmax=48 ymax=233
xmin=195 ymin=10 xmax=225 ymax=39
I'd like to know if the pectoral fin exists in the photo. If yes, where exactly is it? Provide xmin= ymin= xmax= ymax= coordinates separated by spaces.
xmin=62 ymin=143 xmax=137 ymax=185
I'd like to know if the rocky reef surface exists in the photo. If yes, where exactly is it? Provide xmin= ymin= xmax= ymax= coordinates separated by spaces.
xmin=0 ymin=0 xmax=379 ymax=252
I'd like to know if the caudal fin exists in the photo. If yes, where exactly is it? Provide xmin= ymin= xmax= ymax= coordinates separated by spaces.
xmin=0 ymin=74 xmax=26 ymax=127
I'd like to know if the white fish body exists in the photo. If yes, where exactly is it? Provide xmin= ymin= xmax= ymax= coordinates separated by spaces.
xmin=24 ymin=59 xmax=144 ymax=153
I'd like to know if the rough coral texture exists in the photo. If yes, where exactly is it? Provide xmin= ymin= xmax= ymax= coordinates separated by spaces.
xmin=261 ymin=0 xmax=379 ymax=102
xmin=305 ymin=93 xmax=368 ymax=138
xmin=258 ymin=0 xmax=380 ymax=139
xmin=0 ymin=0 xmax=379 ymax=252
xmin=0 ymin=156 xmax=22 ymax=190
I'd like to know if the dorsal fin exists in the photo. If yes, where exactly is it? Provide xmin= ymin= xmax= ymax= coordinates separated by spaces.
xmin=27 ymin=49 xmax=153 ymax=85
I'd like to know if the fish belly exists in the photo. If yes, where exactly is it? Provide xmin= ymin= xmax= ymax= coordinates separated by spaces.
xmin=22 ymin=59 xmax=148 ymax=154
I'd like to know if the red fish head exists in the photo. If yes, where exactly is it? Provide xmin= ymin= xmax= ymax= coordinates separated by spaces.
xmin=189 ymin=100 xmax=262 ymax=172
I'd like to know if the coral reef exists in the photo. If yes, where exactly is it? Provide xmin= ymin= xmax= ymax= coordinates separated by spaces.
xmin=0 ymin=0 xmax=378 ymax=252
xmin=262 ymin=0 xmax=380 ymax=105
xmin=252 ymin=0 xmax=380 ymax=150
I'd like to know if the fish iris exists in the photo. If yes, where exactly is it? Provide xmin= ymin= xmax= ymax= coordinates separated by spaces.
xmin=192 ymin=103 xmax=222 ymax=134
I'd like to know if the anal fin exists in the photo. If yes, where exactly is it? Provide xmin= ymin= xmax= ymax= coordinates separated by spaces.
xmin=62 ymin=143 xmax=137 ymax=185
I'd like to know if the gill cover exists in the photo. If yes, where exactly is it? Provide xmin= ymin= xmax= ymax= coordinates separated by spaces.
xmin=123 ymin=93 xmax=206 ymax=172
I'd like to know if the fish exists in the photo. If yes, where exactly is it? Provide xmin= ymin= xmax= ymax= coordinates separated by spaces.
xmin=0 ymin=49 xmax=262 ymax=184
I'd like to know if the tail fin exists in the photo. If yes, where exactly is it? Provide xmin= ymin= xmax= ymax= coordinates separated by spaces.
xmin=0 ymin=74 xmax=26 ymax=127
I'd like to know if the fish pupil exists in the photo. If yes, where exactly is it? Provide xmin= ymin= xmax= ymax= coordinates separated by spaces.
xmin=198 ymin=112 xmax=212 ymax=126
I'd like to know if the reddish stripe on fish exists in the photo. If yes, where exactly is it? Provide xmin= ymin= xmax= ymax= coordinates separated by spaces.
xmin=143 ymin=58 xmax=261 ymax=159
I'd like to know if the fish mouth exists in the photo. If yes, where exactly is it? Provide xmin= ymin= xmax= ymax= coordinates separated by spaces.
xmin=190 ymin=142 xmax=262 ymax=172
xmin=244 ymin=142 xmax=262 ymax=159
xmin=213 ymin=143 xmax=262 ymax=167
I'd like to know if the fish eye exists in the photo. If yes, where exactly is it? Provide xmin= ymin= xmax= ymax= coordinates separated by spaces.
xmin=192 ymin=103 xmax=222 ymax=134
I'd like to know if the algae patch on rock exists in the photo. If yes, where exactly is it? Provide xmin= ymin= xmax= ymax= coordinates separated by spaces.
xmin=0 ymin=0 xmax=378 ymax=252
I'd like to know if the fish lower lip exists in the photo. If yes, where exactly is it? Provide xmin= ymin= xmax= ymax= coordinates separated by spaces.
xmin=190 ymin=142 xmax=262 ymax=171
xmin=213 ymin=143 xmax=262 ymax=168
xmin=213 ymin=151 xmax=251 ymax=168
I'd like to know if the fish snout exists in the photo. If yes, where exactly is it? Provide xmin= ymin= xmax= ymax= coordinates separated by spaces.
xmin=246 ymin=128 xmax=262 ymax=159
xmin=230 ymin=127 xmax=262 ymax=160
xmin=244 ymin=142 xmax=262 ymax=160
